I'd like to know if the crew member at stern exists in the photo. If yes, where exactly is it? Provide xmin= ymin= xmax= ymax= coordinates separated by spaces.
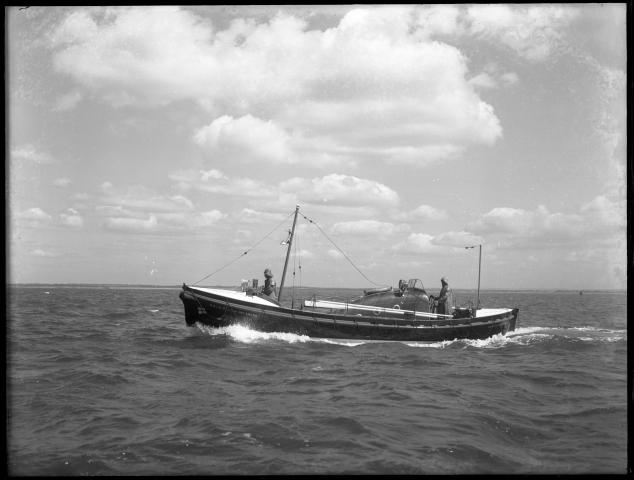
xmin=430 ymin=277 xmax=451 ymax=314
xmin=262 ymin=268 xmax=278 ymax=300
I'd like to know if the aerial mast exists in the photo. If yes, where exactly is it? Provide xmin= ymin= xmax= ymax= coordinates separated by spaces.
xmin=465 ymin=244 xmax=482 ymax=313
xmin=278 ymin=205 xmax=300 ymax=303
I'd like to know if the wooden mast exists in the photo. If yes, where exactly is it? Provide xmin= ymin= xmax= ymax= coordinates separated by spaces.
xmin=278 ymin=205 xmax=300 ymax=303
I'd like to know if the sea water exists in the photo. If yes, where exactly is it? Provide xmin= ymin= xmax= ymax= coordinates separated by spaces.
xmin=6 ymin=286 xmax=628 ymax=474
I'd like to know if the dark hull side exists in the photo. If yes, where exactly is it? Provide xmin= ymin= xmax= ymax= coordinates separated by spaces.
xmin=179 ymin=285 xmax=519 ymax=342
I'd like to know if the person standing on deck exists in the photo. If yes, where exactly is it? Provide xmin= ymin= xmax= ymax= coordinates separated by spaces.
xmin=432 ymin=277 xmax=451 ymax=314
xmin=262 ymin=268 xmax=277 ymax=300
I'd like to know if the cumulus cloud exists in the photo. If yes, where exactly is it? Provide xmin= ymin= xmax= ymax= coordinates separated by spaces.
xmin=394 ymin=230 xmax=482 ymax=255
xmin=194 ymin=115 xmax=294 ymax=164
xmin=397 ymin=204 xmax=448 ymax=221
xmin=11 ymin=145 xmax=55 ymax=164
xmin=580 ymin=195 xmax=626 ymax=230
xmin=465 ymin=4 xmax=579 ymax=61
xmin=96 ymin=181 xmax=226 ymax=234
xmin=280 ymin=174 xmax=399 ymax=207
xmin=16 ymin=207 xmax=53 ymax=223
xmin=60 ymin=208 xmax=84 ymax=228
xmin=468 ymin=201 xmax=624 ymax=249
xmin=434 ymin=230 xmax=484 ymax=247
xmin=398 ymin=233 xmax=441 ymax=254
xmin=469 ymin=205 xmax=584 ymax=239
xmin=160 ymin=210 xmax=226 ymax=228
xmin=170 ymin=169 xmax=276 ymax=198
xmin=327 ymin=249 xmax=344 ymax=259
xmin=331 ymin=220 xmax=404 ymax=237
xmin=102 ymin=211 xmax=227 ymax=234
xmin=170 ymin=169 xmax=400 ymax=212
xmin=99 ymin=183 xmax=196 ymax=213
xmin=53 ymin=90 xmax=83 ymax=111
xmin=468 ymin=72 xmax=497 ymax=90
xmin=53 ymin=177 xmax=72 ymax=187
xmin=104 ymin=214 xmax=158 ymax=233
xmin=49 ymin=6 xmax=505 ymax=168
xmin=238 ymin=208 xmax=288 ymax=224
xmin=30 ymin=248 xmax=58 ymax=257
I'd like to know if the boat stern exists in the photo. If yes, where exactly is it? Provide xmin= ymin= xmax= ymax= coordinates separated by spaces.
xmin=509 ymin=307 xmax=520 ymax=332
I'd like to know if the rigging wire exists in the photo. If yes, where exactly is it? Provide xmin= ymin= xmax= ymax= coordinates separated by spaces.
xmin=299 ymin=211 xmax=386 ymax=287
xmin=192 ymin=210 xmax=295 ymax=286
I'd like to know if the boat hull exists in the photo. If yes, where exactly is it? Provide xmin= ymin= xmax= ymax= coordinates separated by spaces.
xmin=180 ymin=285 xmax=519 ymax=342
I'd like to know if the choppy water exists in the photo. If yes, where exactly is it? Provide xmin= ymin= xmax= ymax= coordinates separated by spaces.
xmin=7 ymin=285 xmax=628 ymax=474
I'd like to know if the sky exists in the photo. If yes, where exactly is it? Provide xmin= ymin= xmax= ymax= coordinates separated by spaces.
xmin=6 ymin=4 xmax=627 ymax=290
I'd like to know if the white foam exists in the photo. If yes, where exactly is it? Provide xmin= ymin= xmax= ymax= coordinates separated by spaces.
xmin=197 ymin=323 xmax=311 ymax=344
xmin=196 ymin=322 xmax=625 ymax=347
xmin=507 ymin=326 xmax=549 ymax=336
xmin=315 ymin=338 xmax=368 ymax=347
xmin=404 ymin=340 xmax=455 ymax=348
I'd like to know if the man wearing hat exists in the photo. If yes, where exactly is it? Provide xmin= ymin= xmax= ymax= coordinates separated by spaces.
xmin=262 ymin=268 xmax=277 ymax=300
xmin=432 ymin=277 xmax=451 ymax=314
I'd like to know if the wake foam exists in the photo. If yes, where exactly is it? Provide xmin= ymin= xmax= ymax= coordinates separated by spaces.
xmin=195 ymin=323 xmax=625 ymax=348
xmin=196 ymin=323 xmax=311 ymax=344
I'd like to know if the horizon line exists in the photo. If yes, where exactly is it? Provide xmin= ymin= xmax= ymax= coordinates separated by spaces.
xmin=5 ymin=282 xmax=626 ymax=292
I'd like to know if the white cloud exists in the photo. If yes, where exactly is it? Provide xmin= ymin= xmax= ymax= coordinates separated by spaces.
xmin=160 ymin=210 xmax=226 ymax=228
xmin=393 ymin=230 xmax=481 ymax=255
xmin=53 ymin=90 xmax=83 ymax=111
xmin=30 ymin=249 xmax=58 ymax=257
xmin=194 ymin=115 xmax=294 ymax=164
xmin=468 ymin=201 xmax=625 ymax=249
xmin=580 ymin=195 xmax=626 ymax=230
xmin=11 ymin=145 xmax=55 ymax=164
xmin=200 ymin=169 xmax=226 ymax=181
xmin=53 ymin=177 xmax=72 ymax=187
xmin=434 ymin=230 xmax=484 ymax=247
xmin=398 ymin=233 xmax=440 ymax=254
xmin=238 ymin=208 xmax=288 ymax=224
xmin=414 ymin=5 xmax=463 ymax=38
xmin=104 ymin=215 xmax=158 ymax=233
xmin=468 ymin=72 xmax=497 ymax=90
xmin=500 ymin=72 xmax=519 ymax=86
xmin=95 ymin=182 xmax=226 ymax=233
xmin=465 ymin=5 xmax=579 ymax=61
xmin=397 ymin=204 xmax=448 ymax=221
xmin=170 ymin=169 xmax=275 ymax=198
xmin=327 ymin=249 xmax=344 ymax=259
xmin=50 ymin=6 xmax=503 ymax=168
xmin=103 ymin=210 xmax=226 ymax=234
xmin=280 ymin=174 xmax=399 ymax=207
xmin=470 ymin=205 xmax=584 ymax=239
xmin=170 ymin=170 xmax=400 ymax=211
xmin=331 ymin=220 xmax=403 ymax=237
xmin=60 ymin=208 xmax=84 ymax=228
xmin=100 ymin=184 xmax=196 ymax=212
xmin=16 ymin=207 xmax=53 ymax=222
xmin=468 ymin=63 xmax=520 ymax=91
